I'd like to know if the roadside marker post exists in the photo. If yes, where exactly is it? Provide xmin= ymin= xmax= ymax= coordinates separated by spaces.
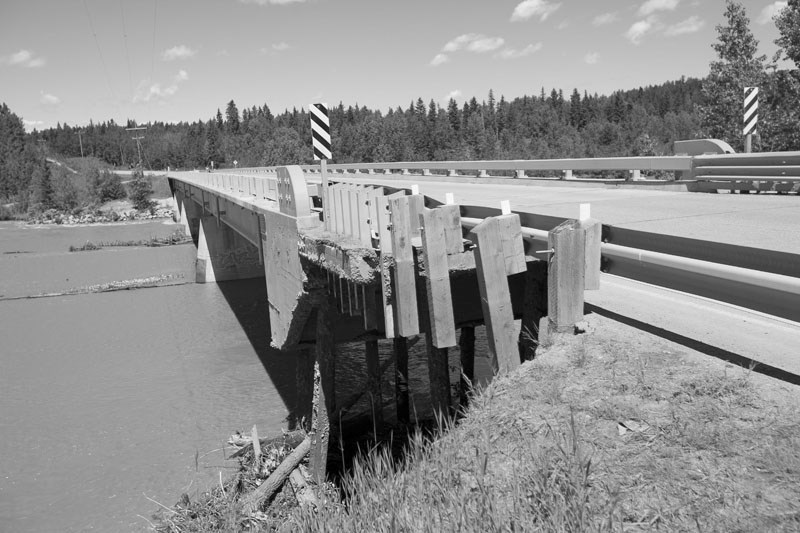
xmin=310 ymin=103 xmax=332 ymax=228
xmin=743 ymin=87 xmax=758 ymax=154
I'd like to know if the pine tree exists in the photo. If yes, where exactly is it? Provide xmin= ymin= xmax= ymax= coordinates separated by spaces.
xmin=28 ymin=159 xmax=53 ymax=210
xmin=447 ymin=98 xmax=460 ymax=132
xmin=225 ymin=100 xmax=240 ymax=133
xmin=699 ymin=0 xmax=766 ymax=150
xmin=129 ymin=168 xmax=154 ymax=211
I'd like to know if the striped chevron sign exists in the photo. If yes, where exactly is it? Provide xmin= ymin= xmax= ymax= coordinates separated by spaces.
xmin=743 ymin=87 xmax=758 ymax=135
xmin=310 ymin=103 xmax=332 ymax=160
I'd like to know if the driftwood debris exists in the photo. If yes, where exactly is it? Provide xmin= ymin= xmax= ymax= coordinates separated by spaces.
xmin=228 ymin=429 xmax=306 ymax=459
xmin=289 ymin=467 xmax=320 ymax=508
xmin=240 ymin=435 xmax=312 ymax=515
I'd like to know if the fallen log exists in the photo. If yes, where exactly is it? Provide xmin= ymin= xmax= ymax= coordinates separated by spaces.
xmin=289 ymin=467 xmax=319 ymax=509
xmin=227 ymin=429 xmax=306 ymax=459
xmin=240 ymin=435 xmax=312 ymax=515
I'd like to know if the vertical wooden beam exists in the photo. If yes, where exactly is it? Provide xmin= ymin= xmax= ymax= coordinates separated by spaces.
xmin=469 ymin=217 xmax=520 ymax=375
xmin=459 ymin=326 xmax=475 ymax=408
xmin=548 ymin=219 xmax=585 ymax=332
xmin=582 ymin=219 xmax=601 ymax=291
xmin=295 ymin=348 xmax=315 ymax=431
xmin=363 ymin=284 xmax=379 ymax=331
xmin=389 ymin=195 xmax=420 ymax=337
xmin=393 ymin=337 xmax=409 ymax=424
xmin=425 ymin=327 xmax=451 ymax=417
xmin=309 ymin=299 xmax=336 ymax=484
xmin=497 ymin=214 xmax=527 ymax=275
xmin=376 ymin=193 xmax=396 ymax=338
xmin=354 ymin=187 xmax=372 ymax=247
xmin=519 ymin=260 xmax=548 ymax=362
xmin=365 ymin=339 xmax=383 ymax=433
xmin=419 ymin=207 xmax=456 ymax=348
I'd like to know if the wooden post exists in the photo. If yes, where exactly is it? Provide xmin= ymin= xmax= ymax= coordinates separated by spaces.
xmin=519 ymin=260 xmax=548 ymax=361
xmin=365 ymin=339 xmax=383 ymax=433
xmin=389 ymin=195 xmax=420 ymax=337
xmin=321 ymin=159 xmax=330 ymax=231
xmin=548 ymin=219 xmax=585 ymax=332
xmin=294 ymin=349 xmax=314 ymax=430
xmin=419 ymin=207 xmax=456 ymax=348
xmin=459 ymin=326 xmax=475 ymax=407
xmin=469 ymin=217 xmax=523 ymax=375
xmin=393 ymin=337 xmax=409 ymax=424
xmin=310 ymin=299 xmax=336 ymax=484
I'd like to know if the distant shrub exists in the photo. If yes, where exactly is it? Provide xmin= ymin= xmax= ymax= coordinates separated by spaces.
xmin=128 ymin=169 xmax=155 ymax=211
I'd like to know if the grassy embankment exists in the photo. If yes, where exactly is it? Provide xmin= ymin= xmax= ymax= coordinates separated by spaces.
xmin=152 ymin=313 xmax=800 ymax=532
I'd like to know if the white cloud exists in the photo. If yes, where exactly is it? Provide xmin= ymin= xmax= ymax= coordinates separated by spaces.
xmin=757 ymin=1 xmax=788 ymax=24
xmin=592 ymin=12 xmax=618 ymax=26
xmin=1 ymin=49 xmax=45 ymax=68
xmin=497 ymin=43 xmax=543 ymax=59
xmin=161 ymin=45 xmax=196 ymax=61
xmin=511 ymin=0 xmax=562 ymax=22
xmin=40 ymin=92 xmax=60 ymax=105
xmin=272 ymin=42 xmax=290 ymax=51
xmin=664 ymin=15 xmax=705 ymax=35
xmin=625 ymin=17 xmax=656 ymax=44
xmin=23 ymin=119 xmax=44 ymax=130
xmin=557 ymin=20 xmax=569 ymax=30
xmin=239 ymin=0 xmax=306 ymax=5
xmin=584 ymin=52 xmax=599 ymax=64
xmin=443 ymin=34 xmax=505 ymax=53
xmin=430 ymin=53 xmax=449 ymax=66
xmin=444 ymin=90 xmax=462 ymax=102
xmin=638 ymin=0 xmax=679 ymax=16
xmin=134 ymin=70 xmax=189 ymax=103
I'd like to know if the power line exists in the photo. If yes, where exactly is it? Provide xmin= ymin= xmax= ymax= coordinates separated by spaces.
xmin=120 ymin=0 xmax=134 ymax=100
xmin=82 ymin=0 xmax=115 ymax=99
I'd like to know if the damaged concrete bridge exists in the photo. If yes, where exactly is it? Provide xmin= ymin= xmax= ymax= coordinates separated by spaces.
xmin=167 ymin=152 xmax=800 ymax=479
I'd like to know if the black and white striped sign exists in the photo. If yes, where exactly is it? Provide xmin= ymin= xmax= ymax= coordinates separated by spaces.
xmin=743 ymin=87 xmax=758 ymax=136
xmin=309 ymin=103 xmax=332 ymax=160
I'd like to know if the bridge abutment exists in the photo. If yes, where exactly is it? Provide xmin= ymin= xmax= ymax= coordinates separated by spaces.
xmin=196 ymin=214 xmax=264 ymax=283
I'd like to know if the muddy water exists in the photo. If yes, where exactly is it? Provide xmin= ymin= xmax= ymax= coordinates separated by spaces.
xmin=0 ymin=219 xmax=491 ymax=532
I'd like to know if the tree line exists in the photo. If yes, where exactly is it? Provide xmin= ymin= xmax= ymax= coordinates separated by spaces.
xmin=1 ymin=0 xmax=798 ymax=217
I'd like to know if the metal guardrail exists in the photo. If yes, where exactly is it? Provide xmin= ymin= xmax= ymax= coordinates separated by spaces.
xmin=169 ymin=153 xmax=800 ymax=323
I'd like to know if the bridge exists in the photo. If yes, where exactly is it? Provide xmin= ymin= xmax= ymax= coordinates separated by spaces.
xmin=166 ymin=148 xmax=800 ymax=479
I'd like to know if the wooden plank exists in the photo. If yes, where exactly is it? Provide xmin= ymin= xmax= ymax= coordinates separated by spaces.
xmin=350 ymin=281 xmax=362 ymax=316
xmin=355 ymin=187 xmax=372 ymax=247
xmin=389 ymin=195 xmax=420 ymax=337
xmin=459 ymin=326 xmax=475 ymax=408
xmin=311 ymin=299 xmax=336 ymax=484
xmin=469 ymin=217 xmax=519 ymax=375
xmin=365 ymin=339 xmax=383 ymax=431
xmin=548 ymin=219 xmax=585 ymax=331
xmin=362 ymin=284 xmax=379 ymax=331
xmin=341 ymin=185 xmax=353 ymax=237
xmin=496 ymin=214 xmax=527 ymax=275
xmin=407 ymin=194 xmax=424 ymax=245
xmin=331 ymin=184 xmax=343 ymax=235
xmin=420 ymin=207 xmax=456 ymax=348
xmin=439 ymin=204 xmax=463 ymax=255
xmin=339 ymin=277 xmax=351 ymax=315
xmin=582 ymin=218 xmax=601 ymax=290
xmin=393 ymin=337 xmax=409 ymax=424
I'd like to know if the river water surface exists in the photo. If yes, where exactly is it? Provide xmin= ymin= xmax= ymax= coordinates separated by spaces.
xmin=0 ymin=217 xmax=489 ymax=532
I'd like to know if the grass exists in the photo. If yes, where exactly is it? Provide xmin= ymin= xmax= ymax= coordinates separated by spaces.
xmin=151 ymin=315 xmax=800 ymax=532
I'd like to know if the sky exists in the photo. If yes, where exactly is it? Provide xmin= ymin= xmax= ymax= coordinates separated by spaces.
xmin=0 ymin=0 xmax=792 ymax=132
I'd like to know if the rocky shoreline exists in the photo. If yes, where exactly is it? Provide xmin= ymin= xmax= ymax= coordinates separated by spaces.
xmin=27 ymin=206 xmax=175 ymax=225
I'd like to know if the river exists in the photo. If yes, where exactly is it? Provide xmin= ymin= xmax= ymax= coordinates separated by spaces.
xmin=0 ymin=217 xmax=491 ymax=532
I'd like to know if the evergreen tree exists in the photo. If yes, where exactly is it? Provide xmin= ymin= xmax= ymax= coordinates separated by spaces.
xmin=447 ymin=98 xmax=460 ymax=132
xmin=128 ymin=168 xmax=154 ymax=211
xmin=699 ymin=0 xmax=766 ymax=150
xmin=225 ymin=100 xmax=240 ymax=133
xmin=28 ymin=159 xmax=53 ymax=210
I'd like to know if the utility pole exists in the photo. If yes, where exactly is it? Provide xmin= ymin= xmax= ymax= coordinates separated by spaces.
xmin=125 ymin=126 xmax=147 ymax=168
xmin=74 ymin=130 xmax=85 ymax=158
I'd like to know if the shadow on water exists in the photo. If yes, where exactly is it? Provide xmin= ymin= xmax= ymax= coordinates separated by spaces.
xmin=214 ymin=277 xmax=300 ymax=423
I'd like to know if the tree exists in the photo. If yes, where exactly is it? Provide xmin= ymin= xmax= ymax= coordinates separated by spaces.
xmin=128 ymin=168 xmax=154 ymax=211
xmin=28 ymin=159 xmax=53 ymax=210
xmin=774 ymin=0 xmax=800 ymax=67
xmin=225 ymin=100 xmax=240 ymax=133
xmin=699 ymin=0 xmax=766 ymax=150
xmin=50 ymin=166 xmax=78 ymax=211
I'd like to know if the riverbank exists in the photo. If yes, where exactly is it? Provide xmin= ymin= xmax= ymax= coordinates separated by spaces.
xmin=152 ymin=312 xmax=800 ymax=532
xmin=26 ymin=197 xmax=176 ymax=225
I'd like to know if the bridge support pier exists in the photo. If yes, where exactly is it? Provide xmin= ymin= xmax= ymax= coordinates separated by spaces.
xmin=195 ymin=214 xmax=264 ymax=283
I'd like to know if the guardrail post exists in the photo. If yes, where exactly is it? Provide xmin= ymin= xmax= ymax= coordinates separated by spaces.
xmin=469 ymin=216 xmax=524 ymax=374
xmin=562 ymin=169 xmax=573 ymax=180
xmin=389 ymin=195 xmax=420 ymax=337
xmin=547 ymin=219 xmax=585 ymax=332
